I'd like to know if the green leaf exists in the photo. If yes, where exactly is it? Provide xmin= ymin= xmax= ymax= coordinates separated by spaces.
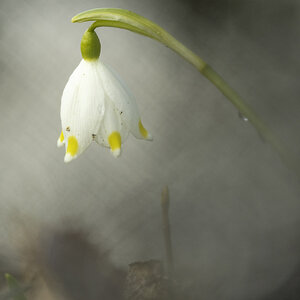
xmin=5 ymin=274 xmax=27 ymax=300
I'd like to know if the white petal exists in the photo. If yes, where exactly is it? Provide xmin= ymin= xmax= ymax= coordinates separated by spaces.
xmin=64 ymin=153 xmax=76 ymax=163
xmin=111 ymin=148 xmax=121 ymax=158
xmin=60 ymin=59 xmax=105 ymax=161
xmin=96 ymin=97 xmax=129 ymax=157
xmin=96 ymin=60 xmax=151 ymax=140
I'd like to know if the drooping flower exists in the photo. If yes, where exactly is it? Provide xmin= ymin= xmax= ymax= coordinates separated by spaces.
xmin=57 ymin=30 xmax=152 ymax=163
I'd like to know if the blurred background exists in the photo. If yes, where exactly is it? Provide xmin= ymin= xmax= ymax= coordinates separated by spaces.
xmin=0 ymin=0 xmax=299 ymax=299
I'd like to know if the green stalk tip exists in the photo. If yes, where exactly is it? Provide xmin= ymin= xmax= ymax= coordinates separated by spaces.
xmin=80 ymin=29 xmax=101 ymax=60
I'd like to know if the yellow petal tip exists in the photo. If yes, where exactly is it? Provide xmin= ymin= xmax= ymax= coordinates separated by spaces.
xmin=64 ymin=136 xmax=79 ymax=162
xmin=108 ymin=131 xmax=121 ymax=151
xmin=57 ymin=131 xmax=65 ymax=147
xmin=66 ymin=136 xmax=79 ymax=156
xmin=139 ymin=120 xmax=152 ymax=140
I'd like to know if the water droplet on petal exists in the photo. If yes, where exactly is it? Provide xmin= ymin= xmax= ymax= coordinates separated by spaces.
xmin=238 ymin=111 xmax=248 ymax=122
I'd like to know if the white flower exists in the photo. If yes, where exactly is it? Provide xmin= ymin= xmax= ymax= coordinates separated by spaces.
xmin=57 ymin=58 xmax=152 ymax=163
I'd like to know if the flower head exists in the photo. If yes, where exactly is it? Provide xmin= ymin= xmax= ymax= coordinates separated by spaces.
xmin=57 ymin=30 xmax=152 ymax=163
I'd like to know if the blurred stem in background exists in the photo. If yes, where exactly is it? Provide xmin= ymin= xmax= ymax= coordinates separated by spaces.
xmin=72 ymin=8 xmax=297 ymax=175
xmin=161 ymin=186 xmax=173 ymax=279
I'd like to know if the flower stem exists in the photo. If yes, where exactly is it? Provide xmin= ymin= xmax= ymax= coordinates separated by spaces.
xmin=201 ymin=66 xmax=286 ymax=157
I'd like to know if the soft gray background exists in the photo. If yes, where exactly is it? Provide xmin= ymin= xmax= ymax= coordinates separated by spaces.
xmin=0 ymin=0 xmax=300 ymax=299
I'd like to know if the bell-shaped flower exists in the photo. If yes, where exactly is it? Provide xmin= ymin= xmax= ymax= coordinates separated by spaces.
xmin=57 ymin=30 xmax=152 ymax=163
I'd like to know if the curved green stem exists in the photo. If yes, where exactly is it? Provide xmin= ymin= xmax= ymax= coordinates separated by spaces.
xmin=72 ymin=8 xmax=295 ymax=172
xmin=72 ymin=8 xmax=206 ymax=70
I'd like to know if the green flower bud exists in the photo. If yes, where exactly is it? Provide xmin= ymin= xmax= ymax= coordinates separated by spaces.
xmin=80 ymin=29 xmax=101 ymax=60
